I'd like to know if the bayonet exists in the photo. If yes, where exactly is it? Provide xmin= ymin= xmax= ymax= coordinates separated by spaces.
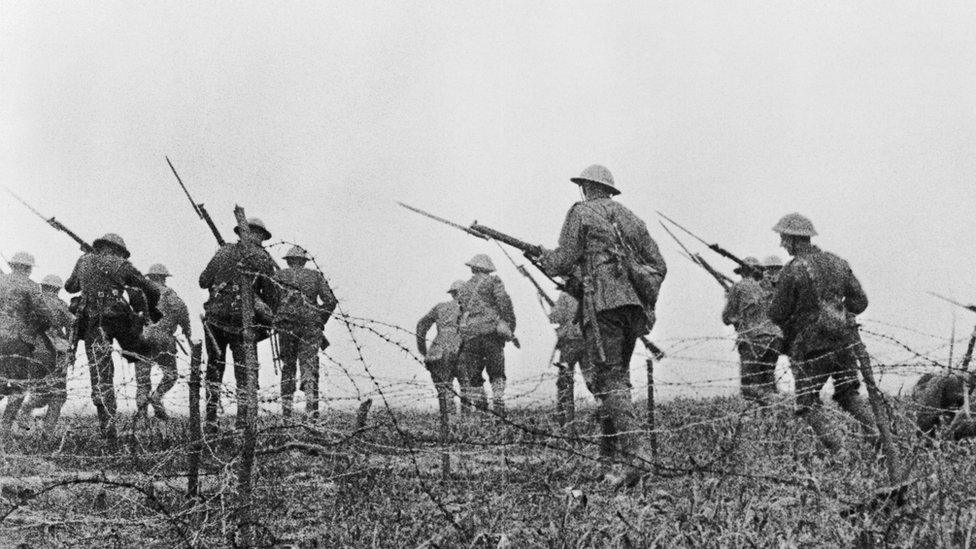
xmin=657 ymin=210 xmax=754 ymax=271
xmin=397 ymin=202 xmax=489 ymax=240
xmin=166 ymin=156 xmax=226 ymax=246
xmin=4 ymin=187 xmax=93 ymax=252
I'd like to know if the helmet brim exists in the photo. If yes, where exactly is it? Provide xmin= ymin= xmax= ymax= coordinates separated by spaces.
xmin=570 ymin=177 xmax=620 ymax=196
xmin=234 ymin=225 xmax=272 ymax=241
xmin=92 ymin=239 xmax=131 ymax=259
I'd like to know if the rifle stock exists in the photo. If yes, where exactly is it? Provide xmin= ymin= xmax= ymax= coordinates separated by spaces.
xmin=470 ymin=223 xmax=542 ymax=256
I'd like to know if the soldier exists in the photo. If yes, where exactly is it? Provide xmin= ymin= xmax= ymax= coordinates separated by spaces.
xmin=134 ymin=263 xmax=192 ymax=422
xmin=549 ymin=290 xmax=589 ymax=430
xmin=18 ymin=274 xmax=74 ymax=432
xmin=721 ymin=256 xmax=783 ymax=405
xmin=761 ymin=255 xmax=784 ymax=282
xmin=768 ymin=213 xmax=878 ymax=453
xmin=456 ymin=254 xmax=517 ymax=417
xmin=417 ymin=280 xmax=465 ymax=416
xmin=534 ymin=165 xmax=667 ymax=481
xmin=273 ymin=245 xmax=336 ymax=418
xmin=0 ymin=252 xmax=54 ymax=432
xmin=65 ymin=233 xmax=161 ymax=439
xmin=199 ymin=217 xmax=279 ymax=430
xmin=911 ymin=372 xmax=976 ymax=440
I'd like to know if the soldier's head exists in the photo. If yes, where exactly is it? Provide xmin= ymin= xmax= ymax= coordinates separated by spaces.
xmin=40 ymin=274 xmax=62 ymax=295
xmin=8 ymin=251 xmax=35 ymax=277
xmin=761 ymin=255 xmax=784 ymax=279
xmin=448 ymin=280 xmax=465 ymax=301
xmin=147 ymin=263 xmax=171 ymax=286
xmin=772 ymin=213 xmax=816 ymax=256
xmin=283 ymin=245 xmax=310 ymax=269
xmin=465 ymin=254 xmax=496 ymax=275
xmin=93 ymin=233 xmax=131 ymax=259
xmin=733 ymin=256 xmax=762 ymax=281
xmin=234 ymin=217 xmax=272 ymax=244
xmin=571 ymin=165 xmax=620 ymax=199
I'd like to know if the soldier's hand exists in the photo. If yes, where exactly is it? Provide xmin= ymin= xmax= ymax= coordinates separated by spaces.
xmin=524 ymin=246 xmax=543 ymax=260
xmin=512 ymin=337 xmax=521 ymax=349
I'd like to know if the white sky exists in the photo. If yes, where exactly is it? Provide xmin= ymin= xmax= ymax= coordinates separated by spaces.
xmin=2 ymin=2 xmax=975 ymax=413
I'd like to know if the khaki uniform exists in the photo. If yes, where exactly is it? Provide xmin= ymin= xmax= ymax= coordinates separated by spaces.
xmin=539 ymin=198 xmax=666 ymax=459
xmin=21 ymin=291 xmax=74 ymax=429
xmin=135 ymin=283 xmax=191 ymax=419
xmin=65 ymin=252 xmax=160 ymax=434
xmin=549 ymin=292 xmax=590 ymax=428
xmin=457 ymin=272 xmax=516 ymax=414
xmin=0 ymin=272 xmax=54 ymax=430
xmin=722 ymin=277 xmax=783 ymax=404
xmin=273 ymin=266 xmax=336 ymax=416
xmin=769 ymin=244 xmax=876 ymax=451
xmin=417 ymin=300 xmax=464 ymax=414
xmin=199 ymin=242 xmax=279 ymax=427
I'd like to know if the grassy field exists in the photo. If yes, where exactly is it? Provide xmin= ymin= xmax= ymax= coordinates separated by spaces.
xmin=0 ymin=395 xmax=974 ymax=548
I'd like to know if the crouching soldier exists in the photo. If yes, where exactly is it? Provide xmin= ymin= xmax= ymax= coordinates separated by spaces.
xmin=912 ymin=372 xmax=976 ymax=440
xmin=19 ymin=274 xmax=75 ymax=432
xmin=417 ymin=281 xmax=466 ymax=416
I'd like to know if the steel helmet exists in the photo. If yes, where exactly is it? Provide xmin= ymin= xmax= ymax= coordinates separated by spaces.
xmin=762 ymin=255 xmax=784 ymax=268
xmin=283 ymin=245 xmax=310 ymax=260
xmin=40 ymin=274 xmax=63 ymax=288
xmin=570 ymin=164 xmax=620 ymax=196
xmin=448 ymin=280 xmax=465 ymax=294
xmin=147 ymin=263 xmax=171 ymax=277
xmin=8 ymin=251 xmax=35 ymax=267
xmin=92 ymin=233 xmax=131 ymax=258
xmin=233 ymin=217 xmax=272 ymax=241
xmin=772 ymin=213 xmax=817 ymax=237
xmin=733 ymin=256 xmax=761 ymax=274
xmin=465 ymin=254 xmax=496 ymax=273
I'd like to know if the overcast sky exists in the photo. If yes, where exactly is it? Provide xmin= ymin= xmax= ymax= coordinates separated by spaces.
xmin=2 ymin=2 xmax=975 ymax=413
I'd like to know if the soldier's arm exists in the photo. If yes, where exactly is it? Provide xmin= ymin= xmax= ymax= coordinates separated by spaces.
xmin=492 ymin=276 xmax=517 ymax=331
xmin=64 ymin=258 xmax=83 ymax=293
xmin=721 ymin=284 xmax=740 ymax=326
xmin=317 ymin=273 xmax=338 ymax=321
xmin=538 ymin=205 xmax=585 ymax=277
xmin=844 ymin=265 xmax=869 ymax=315
xmin=175 ymin=295 xmax=193 ymax=340
xmin=416 ymin=306 xmax=438 ymax=355
xmin=198 ymin=248 xmax=223 ymax=289
xmin=768 ymin=267 xmax=797 ymax=327
xmin=123 ymin=264 xmax=161 ymax=314
xmin=631 ymin=216 xmax=668 ymax=278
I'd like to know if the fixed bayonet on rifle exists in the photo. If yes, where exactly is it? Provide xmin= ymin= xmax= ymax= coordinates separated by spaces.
xmin=928 ymin=292 xmax=976 ymax=314
xmin=397 ymin=202 xmax=488 ymax=240
xmin=166 ymin=156 xmax=226 ymax=246
xmin=658 ymin=220 xmax=731 ymax=291
xmin=4 ymin=188 xmax=93 ymax=253
xmin=657 ymin=210 xmax=756 ymax=273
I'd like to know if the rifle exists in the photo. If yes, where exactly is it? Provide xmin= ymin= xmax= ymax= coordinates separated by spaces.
xmin=657 ymin=210 xmax=758 ymax=274
xmin=166 ymin=156 xmax=226 ymax=246
xmin=658 ymin=221 xmax=732 ymax=291
xmin=928 ymin=292 xmax=976 ymax=314
xmin=4 ymin=188 xmax=93 ymax=253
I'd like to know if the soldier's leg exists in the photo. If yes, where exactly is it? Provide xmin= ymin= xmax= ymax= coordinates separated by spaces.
xmin=0 ymin=338 xmax=32 ymax=432
xmin=133 ymin=358 xmax=153 ymax=422
xmin=428 ymin=359 xmax=452 ymax=419
xmin=277 ymin=331 xmax=299 ymax=417
xmin=740 ymin=341 xmax=780 ymax=405
xmin=459 ymin=340 xmax=488 ymax=412
xmin=85 ymin=327 xmax=117 ymax=434
xmin=42 ymin=354 xmax=69 ymax=432
xmin=829 ymin=347 xmax=878 ymax=445
xmin=204 ymin=325 xmax=230 ymax=427
xmin=297 ymin=337 xmax=320 ymax=417
xmin=793 ymin=351 xmax=841 ymax=452
xmin=230 ymin=337 xmax=256 ymax=429
xmin=150 ymin=342 xmax=178 ymax=420
xmin=485 ymin=337 xmax=507 ymax=418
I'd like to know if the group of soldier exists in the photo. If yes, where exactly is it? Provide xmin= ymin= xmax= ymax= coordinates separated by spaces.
xmin=0 ymin=218 xmax=337 ymax=441
xmin=1 ymin=163 xmax=972 ymax=483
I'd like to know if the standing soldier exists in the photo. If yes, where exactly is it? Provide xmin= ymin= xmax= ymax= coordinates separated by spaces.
xmin=19 ymin=274 xmax=74 ymax=432
xmin=457 ymin=254 xmax=517 ymax=417
xmin=0 ymin=252 xmax=54 ymax=432
xmin=134 ymin=263 xmax=192 ymax=422
xmin=199 ymin=218 xmax=279 ymax=431
xmin=64 ymin=233 xmax=161 ymax=439
xmin=549 ymin=290 xmax=589 ymax=430
xmin=768 ymin=213 xmax=878 ymax=453
xmin=534 ymin=165 xmax=667 ymax=482
xmin=721 ymin=256 xmax=783 ymax=405
xmin=417 ymin=280 xmax=465 ymax=416
xmin=273 ymin=245 xmax=336 ymax=418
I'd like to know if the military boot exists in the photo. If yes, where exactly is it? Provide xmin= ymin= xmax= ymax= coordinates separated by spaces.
xmin=491 ymin=379 xmax=506 ymax=418
xmin=839 ymin=395 xmax=879 ymax=446
xmin=281 ymin=396 xmax=294 ymax=418
xmin=803 ymin=407 xmax=842 ymax=453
